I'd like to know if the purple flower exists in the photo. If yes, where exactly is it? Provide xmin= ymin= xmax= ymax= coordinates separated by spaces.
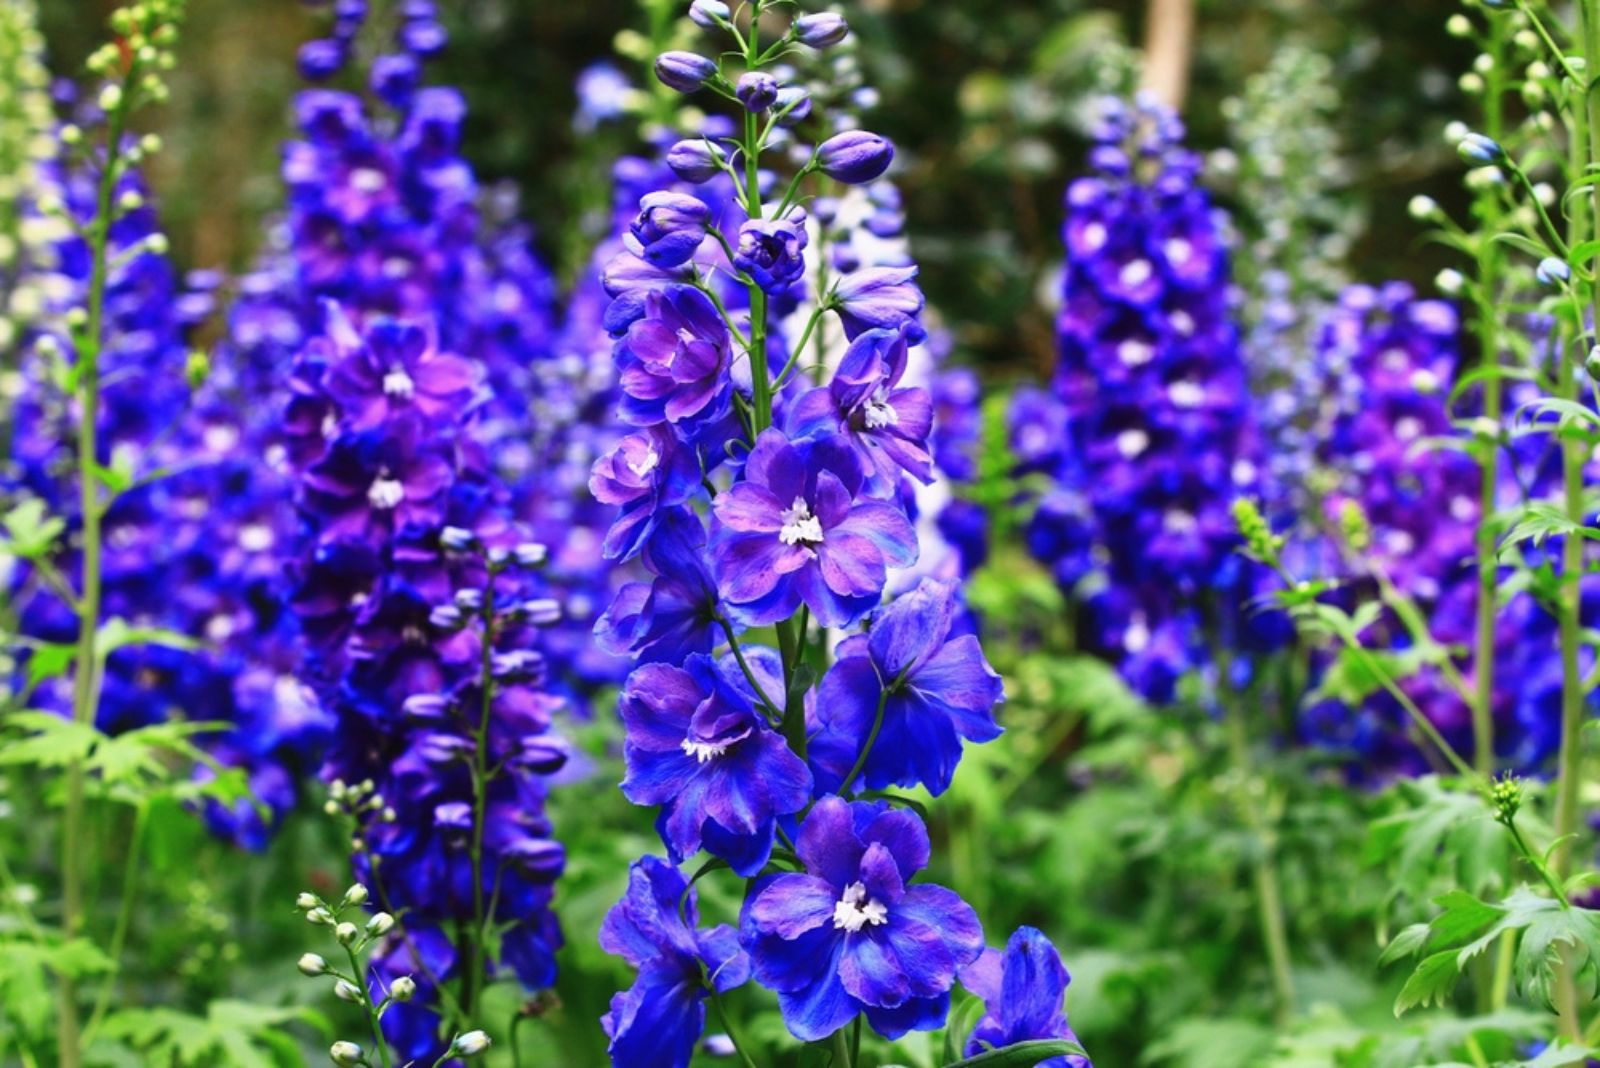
xmin=322 ymin=312 xmax=479 ymax=432
xmin=817 ymin=131 xmax=895 ymax=185
xmin=656 ymin=51 xmax=719 ymax=94
xmin=619 ymin=650 xmax=811 ymax=875
xmin=597 ymin=507 xmax=722 ymax=664
xmin=616 ymin=285 xmax=733 ymax=426
xmin=736 ymin=72 xmax=780 ymax=114
xmin=735 ymin=217 xmax=809 ymax=293
xmin=831 ymin=265 xmax=925 ymax=340
xmin=789 ymin=325 xmax=934 ymax=483
xmin=630 ymin=192 xmax=711 ymax=269
xmin=299 ymin=415 xmax=454 ymax=544
xmin=960 ymin=927 xmax=1091 ymax=1068
xmin=589 ymin=426 xmax=701 ymax=560
xmin=741 ymin=797 xmax=983 ymax=1041
xmin=711 ymin=430 xmax=918 ymax=628
xmin=601 ymin=857 xmax=752 ymax=1068
xmin=809 ymin=580 xmax=1003 ymax=797
xmin=795 ymin=12 xmax=849 ymax=49
xmin=666 ymin=139 xmax=726 ymax=185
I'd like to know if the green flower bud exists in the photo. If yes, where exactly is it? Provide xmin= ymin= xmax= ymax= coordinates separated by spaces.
xmin=329 ymin=1040 xmax=366 ymax=1066
xmin=297 ymin=952 xmax=329 ymax=977
xmin=334 ymin=922 xmax=359 ymax=945
xmin=452 ymin=1031 xmax=492 ymax=1057
xmin=341 ymin=884 xmax=369 ymax=907
xmin=389 ymin=975 xmax=417 ymax=1002
xmin=366 ymin=912 xmax=395 ymax=936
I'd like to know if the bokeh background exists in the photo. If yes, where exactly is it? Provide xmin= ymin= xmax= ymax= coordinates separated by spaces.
xmin=34 ymin=0 xmax=1473 ymax=381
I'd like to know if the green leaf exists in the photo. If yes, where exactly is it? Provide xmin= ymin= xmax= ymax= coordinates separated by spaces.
xmin=1377 ymin=922 xmax=1431 ymax=966
xmin=96 ymin=617 xmax=200 ymax=658
xmin=0 ymin=711 xmax=102 ymax=771
xmin=1515 ymin=1042 xmax=1599 ymax=1067
xmin=25 ymin=642 xmax=76 ymax=687
xmin=1493 ymin=232 xmax=1555 ymax=260
xmin=0 ymin=498 xmax=65 ymax=559
xmin=1499 ymin=502 xmax=1600 ymax=554
xmin=943 ymin=1039 xmax=1092 ymax=1067
xmin=1394 ymin=949 xmax=1463 ymax=1016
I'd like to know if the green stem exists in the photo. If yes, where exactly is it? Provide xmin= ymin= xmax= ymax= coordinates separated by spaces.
xmin=836 ymin=689 xmax=889 ymax=797
xmin=345 ymin=944 xmax=394 ymax=1068
xmin=462 ymin=578 xmax=497 ymax=1017
xmin=717 ymin=617 xmax=784 ymax=722
xmin=1222 ymin=685 xmax=1294 ymax=1024
xmin=831 ymin=1024 xmax=855 ymax=1068
xmin=81 ymin=803 xmax=147 ymax=1043
xmin=58 ymin=64 xmax=136 ymax=1068
xmin=709 ymin=988 xmax=759 ymax=1068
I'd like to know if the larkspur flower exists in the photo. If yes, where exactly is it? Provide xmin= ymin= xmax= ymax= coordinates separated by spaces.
xmin=619 ymin=649 xmax=811 ymax=875
xmin=711 ymin=429 xmax=917 ymax=628
xmin=788 ymin=324 xmax=935 ymax=484
xmin=616 ymin=285 xmax=735 ymax=427
xmin=601 ymin=858 xmax=751 ymax=1068
xmin=809 ymin=579 xmax=1003 ymax=797
xmin=959 ymin=927 xmax=1090 ymax=1068
xmin=741 ymin=797 xmax=984 ymax=1041
xmin=735 ymin=216 xmax=810 ymax=293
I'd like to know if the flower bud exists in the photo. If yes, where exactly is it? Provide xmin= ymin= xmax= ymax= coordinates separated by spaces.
xmin=1446 ymin=13 xmax=1471 ymax=36
xmin=736 ymin=71 xmax=779 ymax=113
xmin=367 ymin=912 xmax=396 ymax=936
xmin=774 ymin=87 xmax=812 ymax=127
xmin=795 ymin=12 xmax=849 ymax=48
xmin=1456 ymin=132 xmax=1504 ymax=165
xmin=298 ymin=952 xmax=329 ymax=976
xmin=514 ymin=542 xmax=549 ymax=567
xmin=452 ymin=1031 xmax=492 ymax=1057
xmin=1408 ymin=195 xmax=1439 ymax=221
xmin=655 ymin=51 xmax=718 ymax=94
xmin=342 ymin=884 xmax=369 ymax=907
xmin=817 ymin=130 xmax=894 ymax=184
xmin=1536 ymin=257 xmax=1571 ymax=287
xmin=689 ymin=0 xmax=729 ymax=27
xmin=1585 ymin=345 xmax=1600 ymax=379
xmin=335 ymin=922 xmax=360 ymax=945
xmin=306 ymin=907 xmax=335 ymax=925
xmin=630 ymin=191 xmax=711 ymax=267
xmin=429 ymin=604 xmax=465 ymax=630
xmin=390 ymin=975 xmax=417 ymax=1002
xmin=439 ymin=525 xmax=477 ymax=552
xmin=334 ymin=979 xmax=364 ymax=1003
xmin=1490 ymin=774 xmax=1522 ymax=822
xmin=520 ymin=598 xmax=563 ymax=626
xmin=296 ymin=892 xmax=320 ymax=911
xmin=666 ymin=139 xmax=725 ymax=184
xmin=329 ymin=1041 xmax=367 ymax=1067
xmin=454 ymin=588 xmax=484 ymax=612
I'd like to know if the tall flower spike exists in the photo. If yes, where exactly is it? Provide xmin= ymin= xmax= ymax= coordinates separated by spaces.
xmin=589 ymin=5 xmax=1088 ymax=1064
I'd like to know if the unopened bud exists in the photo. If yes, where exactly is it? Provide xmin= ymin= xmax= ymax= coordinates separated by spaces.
xmin=335 ymin=922 xmax=360 ymax=945
xmin=389 ymin=975 xmax=417 ymax=1002
xmin=334 ymin=979 xmax=363 ymax=1003
xmin=297 ymin=952 xmax=329 ymax=976
xmin=341 ymin=884 xmax=369 ymax=907
xmin=366 ymin=912 xmax=395 ymax=936
xmin=452 ymin=1031 xmax=492 ymax=1057
xmin=296 ymin=892 xmax=320 ymax=911
xmin=329 ymin=1041 xmax=367 ymax=1067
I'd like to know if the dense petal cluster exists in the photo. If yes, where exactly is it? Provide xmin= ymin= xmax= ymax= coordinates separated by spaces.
xmin=1014 ymin=94 xmax=1280 ymax=703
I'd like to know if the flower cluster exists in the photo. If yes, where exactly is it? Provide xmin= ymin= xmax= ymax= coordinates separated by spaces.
xmin=1014 ymin=94 xmax=1281 ymax=703
xmin=591 ymin=5 xmax=1088 ymax=1065
xmin=1297 ymin=283 xmax=1572 ymax=773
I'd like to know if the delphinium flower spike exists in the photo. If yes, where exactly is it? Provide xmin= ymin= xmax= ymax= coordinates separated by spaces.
xmin=591 ymin=4 xmax=1091 ymax=1065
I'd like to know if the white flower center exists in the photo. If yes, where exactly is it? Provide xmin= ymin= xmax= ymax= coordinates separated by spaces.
xmin=779 ymin=497 xmax=824 ymax=546
xmin=351 ymin=167 xmax=387 ymax=194
xmin=626 ymin=446 xmax=660 ymax=479
xmin=1394 ymin=416 xmax=1423 ymax=442
xmin=383 ymin=368 xmax=415 ymax=398
xmin=1164 ymin=237 xmax=1193 ymax=265
xmin=1116 ymin=428 xmax=1149 ymax=458
xmin=1080 ymin=221 xmax=1107 ymax=251
xmin=1169 ymin=310 xmax=1196 ymax=336
xmin=1117 ymin=339 xmax=1153 ymax=366
xmin=832 ymin=881 xmax=888 ymax=933
xmin=368 ymin=477 xmax=405 ymax=510
xmin=863 ymin=398 xmax=899 ymax=429
xmin=1119 ymin=258 xmax=1153 ymax=288
xmin=1168 ymin=380 xmax=1204 ymax=408
xmin=680 ymin=739 xmax=728 ymax=764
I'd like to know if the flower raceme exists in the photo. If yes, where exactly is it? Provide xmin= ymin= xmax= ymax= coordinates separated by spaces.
xmin=589 ymin=3 xmax=1090 ymax=1065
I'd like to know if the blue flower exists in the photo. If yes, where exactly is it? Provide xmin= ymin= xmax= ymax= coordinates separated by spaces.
xmin=735 ymin=216 xmax=809 ymax=293
xmin=788 ymin=325 xmax=935 ymax=484
xmin=960 ymin=927 xmax=1091 ymax=1068
xmin=808 ymin=579 xmax=1003 ymax=797
xmin=831 ymin=265 xmax=924 ymax=340
xmin=741 ymin=797 xmax=983 ymax=1041
xmin=620 ymin=650 xmax=812 ymax=875
xmin=589 ymin=426 xmax=701 ymax=560
xmin=616 ymin=285 xmax=734 ymax=427
xmin=602 ymin=857 xmax=752 ymax=1068
xmin=597 ymin=507 xmax=723 ymax=664
xmin=711 ymin=429 xmax=917 ymax=628
xmin=630 ymin=192 xmax=712 ymax=269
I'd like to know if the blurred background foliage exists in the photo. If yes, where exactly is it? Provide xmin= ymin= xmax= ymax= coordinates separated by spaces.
xmin=36 ymin=0 xmax=1478 ymax=379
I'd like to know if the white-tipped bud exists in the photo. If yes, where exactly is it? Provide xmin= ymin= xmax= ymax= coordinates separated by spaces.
xmin=334 ymin=979 xmax=364 ymax=1003
xmin=144 ymin=234 xmax=168 ymax=255
xmin=1473 ymin=53 xmax=1494 ymax=75
xmin=1532 ymin=182 xmax=1557 ymax=206
xmin=98 ymin=84 xmax=123 ymax=113
xmin=452 ymin=1031 xmax=492 ymax=1057
xmin=140 ymin=133 xmax=162 ymax=154
xmin=389 ymin=975 xmax=417 ymax=1002
xmin=60 ymin=124 xmax=82 ymax=145
xmin=1470 ymin=416 xmax=1501 ymax=441
xmin=334 ymin=922 xmax=360 ymax=945
xmin=329 ymin=1041 xmax=367 ymax=1067
xmin=1459 ymin=72 xmax=1485 ymax=94
xmin=305 ymin=907 xmax=335 ymax=926
xmin=1528 ymin=60 xmax=1551 ymax=80
xmin=366 ymin=912 xmax=395 ymax=936
xmin=296 ymin=892 xmax=320 ymax=911
xmin=1435 ymin=268 xmax=1466 ymax=296
xmin=297 ymin=952 xmax=329 ymax=976
xmin=1408 ymin=195 xmax=1440 ymax=221
xmin=1446 ymin=13 xmax=1472 ymax=36
xmin=1444 ymin=120 xmax=1470 ymax=144
xmin=118 ymin=191 xmax=143 ymax=213
xmin=342 ymin=884 xmax=369 ymax=907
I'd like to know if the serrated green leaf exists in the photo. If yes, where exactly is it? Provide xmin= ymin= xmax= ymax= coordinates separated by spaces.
xmin=96 ymin=617 xmax=200 ymax=658
xmin=1377 ymin=922 xmax=1431 ymax=966
xmin=1 ymin=498 xmax=65 ymax=559
xmin=1394 ymin=949 xmax=1462 ymax=1016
